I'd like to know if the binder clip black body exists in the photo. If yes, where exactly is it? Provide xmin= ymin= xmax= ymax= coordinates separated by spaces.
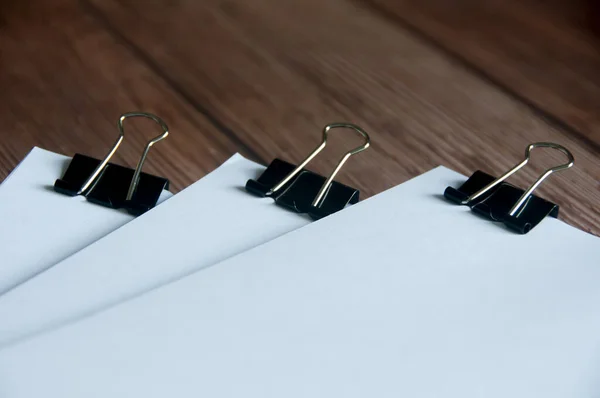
xmin=245 ymin=123 xmax=371 ymax=220
xmin=54 ymin=112 xmax=170 ymax=216
xmin=444 ymin=142 xmax=574 ymax=234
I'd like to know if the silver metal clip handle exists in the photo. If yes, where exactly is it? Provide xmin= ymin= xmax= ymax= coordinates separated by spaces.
xmin=464 ymin=142 xmax=574 ymax=216
xmin=268 ymin=123 xmax=370 ymax=208
xmin=77 ymin=112 xmax=169 ymax=200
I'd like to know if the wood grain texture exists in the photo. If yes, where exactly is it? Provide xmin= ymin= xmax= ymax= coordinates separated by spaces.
xmin=0 ymin=0 xmax=240 ymax=191
xmin=0 ymin=0 xmax=598 ymax=235
xmin=85 ymin=0 xmax=600 ymax=234
xmin=366 ymin=0 xmax=600 ymax=146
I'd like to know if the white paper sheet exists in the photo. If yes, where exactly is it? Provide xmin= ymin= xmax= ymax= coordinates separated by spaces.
xmin=0 ymin=152 xmax=311 ymax=347
xmin=0 ymin=147 xmax=172 ymax=295
xmin=0 ymin=166 xmax=598 ymax=397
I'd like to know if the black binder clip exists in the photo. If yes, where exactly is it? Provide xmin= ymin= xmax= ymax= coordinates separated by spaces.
xmin=54 ymin=112 xmax=170 ymax=216
xmin=246 ymin=123 xmax=371 ymax=220
xmin=444 ymin=142 xmax=574 ymax=234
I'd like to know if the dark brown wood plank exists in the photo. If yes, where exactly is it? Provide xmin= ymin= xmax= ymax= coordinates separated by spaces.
xmin=365 ymin=0 xmax=600 ymax=146
xmin=85 ymin=0 xmax=600 ymax=235
xmin=0 ymin=0 xmax=240 ymax=191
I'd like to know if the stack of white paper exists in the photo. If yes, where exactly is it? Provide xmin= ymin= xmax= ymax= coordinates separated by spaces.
xmin=1 ymin=143 xmax=598 ymax=398
xmin=0 ymin=166 xmax=598 ymax=397
xmin=0 ymin=152 xmax=311 ymax=346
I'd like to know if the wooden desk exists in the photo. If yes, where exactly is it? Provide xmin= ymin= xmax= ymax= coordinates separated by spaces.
xmin=1 ymin=0 xmax=598 ymax=234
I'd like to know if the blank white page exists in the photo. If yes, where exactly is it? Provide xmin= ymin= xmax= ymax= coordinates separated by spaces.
xmin=0 ymin=166 xmax=598 ymax=397
xmin=0 ymin=147 xmax=172 ymax=295
xmin=0 ymin=152 xmax=311 ymax=347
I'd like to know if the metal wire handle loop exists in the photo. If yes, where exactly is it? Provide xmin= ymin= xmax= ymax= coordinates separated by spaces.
xmin=464 ymin=142 xmax=574 ymax=216
xmin=267 ymin=123 xmax=371 ymax=208
xmin=77 ymin=112 xmax=169 ymax=200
